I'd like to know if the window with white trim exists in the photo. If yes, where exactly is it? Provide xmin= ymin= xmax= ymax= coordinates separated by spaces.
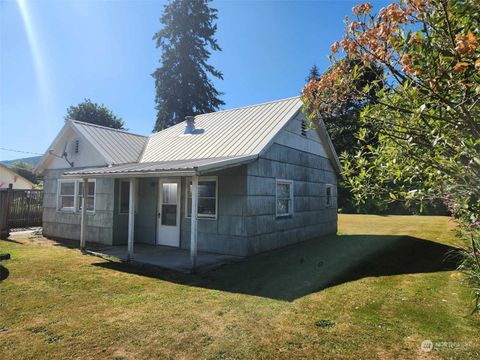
xmin=186 ymin=177 xmax=217 ymax=219
xmin=57 ymin=179 xmax=96 ymax=213
xmin=77 ymin=180 xmax=95 ymax=212
xmin=325 ymin=184 xmax=333 ymax=207
xmin=276 ymin=179 xmax=293 ymax=217
xmin=119 ymin=180 xmax=130 ymax=214
xmin=58 ymin=180 xmax=76 ymax=212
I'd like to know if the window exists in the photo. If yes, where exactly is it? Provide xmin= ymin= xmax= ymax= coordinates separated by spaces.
xmin=119 ymin=180 xmax=130 ymax=213
xmin=161 ymin=183 xmax=178 ymax=226
xmin=325 ymin=184 xmax=333 ymax=207
xmin=186 ymin=177 xmax=217 ymax=219
xmin=301 ymin=119 xmax=308 ymax=137
xmin=276 ymin=179 xmax=293 ymax=217
xmin=57 ymin=179 xmax=96 ymax=213
xmin=58 ymin=180 xmax=76 ymax=211
xmin=78 ymin=180 xmax=95 ymax=212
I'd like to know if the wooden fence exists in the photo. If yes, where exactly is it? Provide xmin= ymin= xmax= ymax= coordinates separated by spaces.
xmin=0 ymin=185 xmax=43 ymax=238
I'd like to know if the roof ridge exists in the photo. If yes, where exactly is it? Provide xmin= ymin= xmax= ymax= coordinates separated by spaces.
xmin=197 ymin=95 xmax=301 ymax=117
xmin=68 ymin=119 xmax=148 ymax=138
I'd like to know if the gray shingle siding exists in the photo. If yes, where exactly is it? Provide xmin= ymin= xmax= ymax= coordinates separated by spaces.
xmin=244 ymin=143 xmax=338 ymax=254
xmin=179 ymin=165 xmax=249 ymax=255
xmin=41 ymin=144 xmax=338 ymax=256
xmin=42 ymin=169 xmax=115 ymax=245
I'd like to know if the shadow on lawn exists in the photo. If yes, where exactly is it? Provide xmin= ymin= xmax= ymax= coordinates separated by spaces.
xmin=94 ymin=234 xmax=460 ymax=302
xmin=0 ymin=266 xmax=9 ymax=281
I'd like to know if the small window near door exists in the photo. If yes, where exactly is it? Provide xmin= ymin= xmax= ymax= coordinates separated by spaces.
xmin=161 ymin=183 xmax=178 ymax=226
xmin=119 ymin=180 xmax=130 ymax=213
xmin=276 ymin=179 xmax=293 ymax=217
xmin=186 ymin=177 xmax=217 ymax=219
xmin=325 ymin=184 xmax=333 ymax=207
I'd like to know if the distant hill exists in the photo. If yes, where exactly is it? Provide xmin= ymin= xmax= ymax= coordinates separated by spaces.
xmin=0 ymin=156 xmax=42 ymax=167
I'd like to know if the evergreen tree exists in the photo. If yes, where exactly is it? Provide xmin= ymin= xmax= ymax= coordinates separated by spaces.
xmin=153 ymin=0 xmax=224 ymax=131
xmin=65 ymin=99 xmax=125 ymax=129
xmin=320 ymin=59 xmax=382 ymax=157
xmin=306 ymin=64 xmax=320 ymax=82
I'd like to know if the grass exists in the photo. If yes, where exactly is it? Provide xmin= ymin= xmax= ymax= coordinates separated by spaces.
xmin=0 ymin=214 xmax=479 ymax=359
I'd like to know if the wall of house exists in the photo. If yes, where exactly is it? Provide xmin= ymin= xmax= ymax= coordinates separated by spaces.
xmin=112 ymin=179 xmax=128 ymax=245
xmin=135 ymin=178 xmax=158 ymax=245
xmin=112 ymin=178 xmax=158 ymax=245
xmin=42 ymin=169 xmax=115 ymax=245
xmin=43 ymin=128 xmax=106 ymax=170
xmin=0 ymin=167 xmax=35 ymax=189
xmin=244 ymin=112 xmax=338 ymax=254
xmin=178 ymin=112 xmax=338 ymax=257
xmin=245 ymin=144 xmax=337 ymax=254
xmin=110 ymin=170 xmax=249 ymax=252
xmin=179 ymin=165 xmax=249 ymax=255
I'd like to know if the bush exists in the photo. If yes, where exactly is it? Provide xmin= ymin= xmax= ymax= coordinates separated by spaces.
xmin=338 ymin=181 xmax=449 ymax=216
xmin=457 ymin=233 xmax=480 ymax=314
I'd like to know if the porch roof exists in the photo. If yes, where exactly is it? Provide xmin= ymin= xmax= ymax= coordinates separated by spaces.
xmin=61 ymin=155 xmax=256 ymax=178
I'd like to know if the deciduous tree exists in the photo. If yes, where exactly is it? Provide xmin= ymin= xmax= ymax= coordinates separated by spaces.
xmin=65 ymin=99 xmax=125 ymax=129
xmin=302 ymin=0 xmax=480 ymax=310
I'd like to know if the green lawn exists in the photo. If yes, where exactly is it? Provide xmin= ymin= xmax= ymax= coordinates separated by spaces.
xmin=1 ymin=215 xmax=479 ymax=359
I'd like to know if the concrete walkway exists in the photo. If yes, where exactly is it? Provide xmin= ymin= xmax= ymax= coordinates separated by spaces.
xmin=86 ymin=244 xmax=243 ymax=273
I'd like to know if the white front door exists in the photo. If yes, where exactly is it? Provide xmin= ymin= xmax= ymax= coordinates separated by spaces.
xmin=157 ymin=178 xmax=180 ymax=247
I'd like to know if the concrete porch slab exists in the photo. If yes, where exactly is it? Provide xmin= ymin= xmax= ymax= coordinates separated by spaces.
xmin=86 ymin=244 xmax=243 ymax=273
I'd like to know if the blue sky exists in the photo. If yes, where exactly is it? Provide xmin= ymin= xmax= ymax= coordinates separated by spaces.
xmin=0 ymin=0 xmax=388 ymax=161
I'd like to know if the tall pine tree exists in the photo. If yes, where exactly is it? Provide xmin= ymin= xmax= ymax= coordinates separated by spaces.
xmin=152 ymin=0 xmax=224 ymax=131
xmin=306 ymin=64 xmax=320 ymax=82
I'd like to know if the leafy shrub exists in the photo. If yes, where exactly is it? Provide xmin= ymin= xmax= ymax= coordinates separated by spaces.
xmin=457 ymin=233 xmax=480 ymax=313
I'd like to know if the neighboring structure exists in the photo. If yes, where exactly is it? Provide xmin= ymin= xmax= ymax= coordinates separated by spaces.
xmin=35 ymin=97 xmax=342 ymax=265
xmin=0 ymin=163 xmax=35 ymax=189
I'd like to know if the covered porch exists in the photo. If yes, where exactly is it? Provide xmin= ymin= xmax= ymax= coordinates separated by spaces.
xmin=62 ymin=156 xmax=254 ymax=272
xmin=86 ymin=244 xmax=242 ymax=273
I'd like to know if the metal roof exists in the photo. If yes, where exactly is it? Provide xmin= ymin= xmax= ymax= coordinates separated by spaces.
xmin=140 ymin=97 xmax=302 ymax=163
xmin=39 ymin=96 xmax=343 ymax=177
xmin=71 ymin=120 xmax=148 ymax=165
xmin=63 ymin=155 xmax=256 ymax=178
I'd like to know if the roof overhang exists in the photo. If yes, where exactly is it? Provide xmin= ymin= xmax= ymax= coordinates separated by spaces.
xmin=34 ymin=120 xmax=111 ymax=175
xmin=61 ymin=155 xmax=257 ymax=179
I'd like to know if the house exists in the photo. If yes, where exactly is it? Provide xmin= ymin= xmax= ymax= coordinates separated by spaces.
xmin=35 ymin=97 xmax=342 ymax=266
xmin=0 ymin=163 xmax=36 ymax=189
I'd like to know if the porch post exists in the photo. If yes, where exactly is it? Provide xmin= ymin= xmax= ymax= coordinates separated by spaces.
xmin=190 ymin=175 xmax=199 ymax=271
xmin=127 ymin=177 xmax=136 ymax=261
xmin=80 ymin=178 xmax=88 ymax=251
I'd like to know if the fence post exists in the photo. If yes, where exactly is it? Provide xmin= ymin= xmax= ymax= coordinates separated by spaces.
xmin=0 ymin=184 xmax=13 ymax=239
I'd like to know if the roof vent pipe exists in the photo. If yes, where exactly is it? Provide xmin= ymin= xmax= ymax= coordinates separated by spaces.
xmin=184 ymin=116 xmax=195 ymax=134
